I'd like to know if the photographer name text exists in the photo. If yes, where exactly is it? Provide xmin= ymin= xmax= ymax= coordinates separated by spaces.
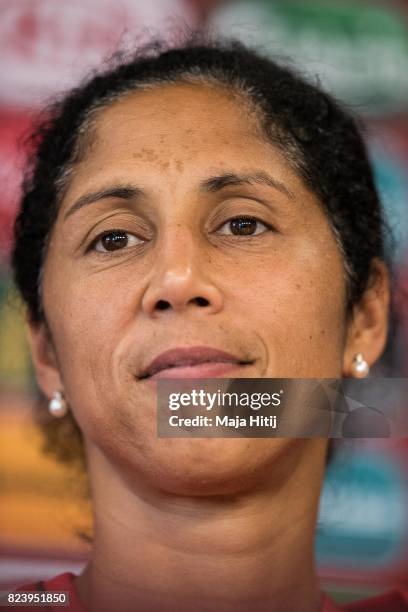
xmin=168 ymin=415 xmax=278 ymax=429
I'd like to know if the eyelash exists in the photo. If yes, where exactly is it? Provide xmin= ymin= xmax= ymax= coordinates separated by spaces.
xmin=88 ymin=217 xmax=273 ymax=254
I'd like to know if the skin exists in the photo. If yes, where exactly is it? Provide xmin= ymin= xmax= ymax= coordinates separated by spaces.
xmin=27 ymin=83 xmax=390 ymax=612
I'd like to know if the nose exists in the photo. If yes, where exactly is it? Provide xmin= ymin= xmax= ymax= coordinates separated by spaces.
xmin=141 ymin=231 xmax=224 ymax=318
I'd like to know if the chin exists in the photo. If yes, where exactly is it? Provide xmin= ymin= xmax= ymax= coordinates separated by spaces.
xmin=134 ymin=437 xmax=292 ymax=497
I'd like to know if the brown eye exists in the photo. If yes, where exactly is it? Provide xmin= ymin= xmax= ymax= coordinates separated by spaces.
xmin=218 ymin=217 xmax=271 ymax=236
xmin=92 ymin=230 xmax=142 ymax=253
xmin=230 ymin=218 xmax=257 ymax=235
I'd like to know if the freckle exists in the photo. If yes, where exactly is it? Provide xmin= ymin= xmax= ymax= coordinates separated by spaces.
xmin=309 ymin=335 xmax=312 ymax=341
xmin=296 ymin=283 xmax=301 ymax=290
xmin=136 ymin=147 xmax=157 ymax=162
xmin=176 ymin=159 xmax=183 ymax=172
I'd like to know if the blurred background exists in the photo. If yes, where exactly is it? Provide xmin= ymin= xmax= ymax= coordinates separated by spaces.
xmin=1 ymin=0 xmax=408 ymax=605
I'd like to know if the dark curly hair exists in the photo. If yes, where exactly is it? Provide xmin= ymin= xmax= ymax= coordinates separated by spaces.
xmin=11 ymin=36 xmax=393 ymax=468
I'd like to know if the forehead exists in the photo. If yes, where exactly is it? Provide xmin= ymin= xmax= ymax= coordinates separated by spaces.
xmin=76 ymin=83 xmax=266 ymax=169
xmin=61 ymin=82 xmax=309 ymax=205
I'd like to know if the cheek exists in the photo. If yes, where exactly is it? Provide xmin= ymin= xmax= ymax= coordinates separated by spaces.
xmin=43 ymin=270 xmax=136 ymax=424
xmin=228 ymin=242 xmax=347 ymax=375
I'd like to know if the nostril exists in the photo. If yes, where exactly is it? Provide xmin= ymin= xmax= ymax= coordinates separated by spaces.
xmin=194 ymin=297 xmax=209 ymax=307
xmin=156 ymin=300 xmax=170 ymax=311
xmin=154 ymin=297 xmax=209 ymax=311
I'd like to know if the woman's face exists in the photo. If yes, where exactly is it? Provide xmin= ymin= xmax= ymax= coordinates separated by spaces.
xmin=34 ymin=83 xmax=351 ymax=494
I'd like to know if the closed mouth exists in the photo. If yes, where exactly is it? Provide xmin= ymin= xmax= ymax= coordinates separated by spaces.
xmin=138 ymin=346 xmax=254 ymax=379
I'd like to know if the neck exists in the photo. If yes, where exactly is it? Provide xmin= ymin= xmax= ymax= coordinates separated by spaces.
xmin=77 ymin=441 xmax=327 ymax=612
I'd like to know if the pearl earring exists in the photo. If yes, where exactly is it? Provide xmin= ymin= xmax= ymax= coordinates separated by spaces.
xmin=352 ymin=353 xmax=369 ymax=378
xmin=48 ymin=390 xmax=68 ymax=418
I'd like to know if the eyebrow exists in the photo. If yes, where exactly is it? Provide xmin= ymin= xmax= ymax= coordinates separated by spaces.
xmin=200 ymin=171 xmax=295 ymax=200
xmin=63 ymin=171 xmax=295 ymax=221
xmin=63 ymin=186 xmax=142 ymax=221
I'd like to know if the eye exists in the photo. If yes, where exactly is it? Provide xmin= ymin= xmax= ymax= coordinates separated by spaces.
xmin=90 ymin=230 xmax=144 ymax=253
xmin=217 ymin=217 xmax=272 ymax=236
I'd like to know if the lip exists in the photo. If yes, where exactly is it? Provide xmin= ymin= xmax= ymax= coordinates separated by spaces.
xmin=139 ymin=346 xmax=252 ymax=379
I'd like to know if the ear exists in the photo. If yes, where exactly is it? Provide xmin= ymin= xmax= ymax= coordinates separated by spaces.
xmin=26 ymin=316 xmax=63 ymax=399
xmin=343 ymin=259 xmax=390 ymax=376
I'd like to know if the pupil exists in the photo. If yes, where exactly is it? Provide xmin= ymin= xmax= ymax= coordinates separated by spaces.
xmin=102 ymin=232 xmax=128 ymax=251
xmin=230 ymin=218 xmax=256 ymax=235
